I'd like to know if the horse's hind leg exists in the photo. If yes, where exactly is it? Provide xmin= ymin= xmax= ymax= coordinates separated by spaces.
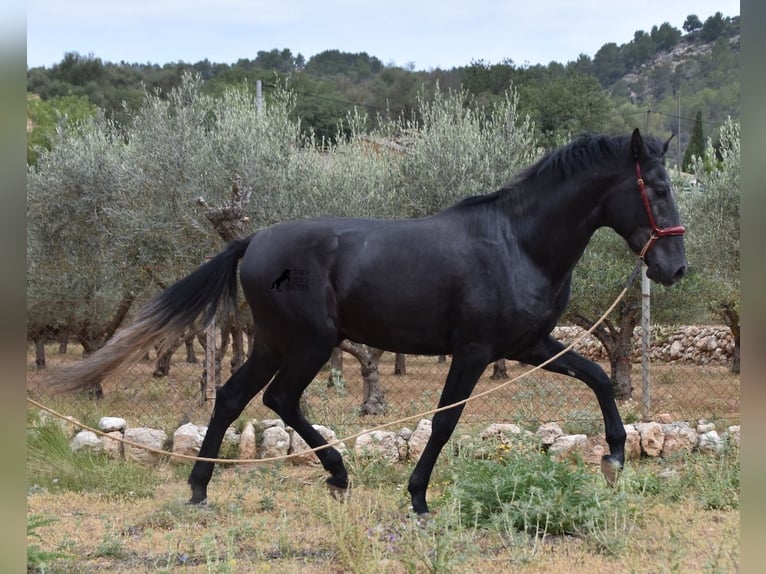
xmin=408 ymin=343 xmax=492 ymax=516
xmin=188 ymin=348 xmax=280 ymax=504
xmin=262 ymin=345 xmax=349 ymax=492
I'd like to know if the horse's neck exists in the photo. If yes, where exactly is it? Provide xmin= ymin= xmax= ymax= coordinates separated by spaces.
xmin=506 ymin=178 xmax=604 ymax=283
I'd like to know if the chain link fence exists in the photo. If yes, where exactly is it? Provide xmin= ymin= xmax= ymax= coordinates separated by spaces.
xmin=27 ymin=305 xmax=740 ymax=442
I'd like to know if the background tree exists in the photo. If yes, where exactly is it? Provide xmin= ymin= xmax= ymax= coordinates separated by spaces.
xmin=26 ymin=94 xmax=97 ymax=165
xmin=683 ymin=15 xmax=703 ymax=34
xmin=685 ymin=119 xmax=740 ymax=372
xmin=682 ymin=110 xmax=705 ymax=171
xmin=27 ymin=111 xmax=145 ymax=395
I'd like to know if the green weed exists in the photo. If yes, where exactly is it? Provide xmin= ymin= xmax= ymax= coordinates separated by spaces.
xmin=444 ymin=441 xmax=641 ymax=554
xmin=27 ymin=420 xmax=161 ymax=499
xmin=27 ymin=514 xmax=68 ymax=572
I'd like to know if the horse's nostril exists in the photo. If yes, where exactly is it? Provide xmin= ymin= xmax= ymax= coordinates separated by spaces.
xmin=674 ymin=266 xmax=687 ymax=282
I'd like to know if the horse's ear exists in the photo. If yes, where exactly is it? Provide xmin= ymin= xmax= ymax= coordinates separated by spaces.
xmin=631 ymin=128 xmax=644 ymax=160
xmin=662 ymin=133 xmax=675 ymax=156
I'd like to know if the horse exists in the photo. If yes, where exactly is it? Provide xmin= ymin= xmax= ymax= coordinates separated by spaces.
xmin=48 ymin=128 xmax=686 ymax=516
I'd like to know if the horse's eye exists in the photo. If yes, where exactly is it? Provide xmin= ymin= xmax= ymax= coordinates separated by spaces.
xmin=655 ymin=187 xmax=669 ymax=198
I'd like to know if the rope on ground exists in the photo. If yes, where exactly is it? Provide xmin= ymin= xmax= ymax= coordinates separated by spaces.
xmin=27 ymin=261 xmax=642 ymax=465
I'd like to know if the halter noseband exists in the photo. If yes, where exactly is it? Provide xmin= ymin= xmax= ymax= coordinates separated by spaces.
xmin=635 ymin=161 xmax=685 ymax=260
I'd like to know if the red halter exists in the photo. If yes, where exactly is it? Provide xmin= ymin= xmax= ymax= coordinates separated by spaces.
xmin=635 ymin=161 xmax=685 ymax=260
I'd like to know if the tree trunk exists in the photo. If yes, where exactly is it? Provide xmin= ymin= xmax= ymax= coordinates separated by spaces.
xmin=34 ymin=337 xmax=46 ymax=369
xmin=229 ymin=317 xmax=245 ymax=374
xmin=573 ymin=299 xmax=639 ymax=400
xmin=197 ymin=176 xmax=254 ymax=385
xmin=58 ymin=332 xmax=68 ymax=354
xmin=491 ymin=358 xmax=508 ymax=380
xmin=185 ymin=333 xmax=198 ymax=364
xmin=215 ymin=326 xmax=230 ymax=387
xmin=340 ymin=341 xmax=385 ymax=415
xmin=720 ymin=304 xmax=740 ymax=374
xmin=153 ymin=346 xmax=174 ymax=377
xmin=327 ymin=347 xmax=344 ymax=387
xmin=394 ymin=353 xmax=406 ymax=375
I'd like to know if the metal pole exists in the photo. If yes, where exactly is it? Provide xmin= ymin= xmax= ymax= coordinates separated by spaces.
xmin=641 ymin=263 xmax=651 ymax=421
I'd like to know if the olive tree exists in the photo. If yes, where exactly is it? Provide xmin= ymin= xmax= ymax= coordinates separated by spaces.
xmin=395 ymin=86 xmax=540 ymax=216
xmin=685 ymin=119 xmax=740 ymax=371
xmin=27 ymin=111 xmax=145 ymax=396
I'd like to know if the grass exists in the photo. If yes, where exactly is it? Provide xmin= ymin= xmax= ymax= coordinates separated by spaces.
xmin=27 ymin=416 xmax=162 ymax=499
xmin=26 ymin=343 xmax=740 ymax=571
xmin=26 ymin=418 xmax=740 ymax=573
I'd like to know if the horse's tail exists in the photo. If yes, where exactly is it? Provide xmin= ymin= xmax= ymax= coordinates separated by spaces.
xmin=46 ymin=236 xmax=254 ymax=394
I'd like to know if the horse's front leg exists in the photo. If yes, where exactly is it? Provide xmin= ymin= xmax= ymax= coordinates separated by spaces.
xmin=517 ymin=336 xmax=626 ymax=484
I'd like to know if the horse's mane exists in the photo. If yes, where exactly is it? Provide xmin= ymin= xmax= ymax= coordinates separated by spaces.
xmin=516 ymin=133 xmax=665 ymax=183
xmin=449 ymin=133 xmax=665 ymax=211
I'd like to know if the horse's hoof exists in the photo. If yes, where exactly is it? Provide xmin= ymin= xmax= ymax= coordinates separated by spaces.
xmin=187 ymin=497 xmax=208 ymax=506
xmin=600 ymin=456 xmax=621 ymax=487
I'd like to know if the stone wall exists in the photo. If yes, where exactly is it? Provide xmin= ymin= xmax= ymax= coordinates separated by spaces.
xmin=59 ymin=412 xmax=739 ymax=468
xmin=553 ymin=325 xmax=735 ymax=366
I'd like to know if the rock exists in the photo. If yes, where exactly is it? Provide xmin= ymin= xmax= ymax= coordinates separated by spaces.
xmin=355 ymin=430 xmax=400 ymax=463
xmin=624 ymin=424 xmax=642 ymax=460
xmin=655 ymin=413 xmax=673 ymax=424
xmin=658 ymin=467 xmax=679 ymax=480
xmin=124 ymin=427 xmax=167 ymax=464
xmin=259 ymin=418 xmax=285 ymax=429
xmin=698 ymin=430 xmax=723 ymax=454
xmin=70 ymin=430 xmax=102 ymax=453
xmin=548 ymin=434 xmax=588 ymax=462
xmin=584 ymin=434 xmax=608 ymax=465
xmin=537 ymin=422 xmax=564 ymax=446
xmin=407 ymin=419 xmax=432 ymax=461
xmin=660 ymin=422 xmax=698 ymax=458
xmin=239 ymin=421 xmax=257 ymax=460
xmin=636 ymin=422 xmax=664 ymax=457
xmin=102 ymin=431 xmax=123 ymax=459
xmin=289 ymin=425 xmax=345 ymax=465
xmin=696 ymin=421 xmax=716 ymax=434
xmin=259 ymin=426 xmax=290 ymax=459
xmin=98 ymin=417 xmax=126 ymax=433
xmin=480 ymin=423 xmax=523 ymax=442
xmin=172 ymin=423 xmax=206 ymax=460
xmin=725 ymin=425 xmax=740 ymax=447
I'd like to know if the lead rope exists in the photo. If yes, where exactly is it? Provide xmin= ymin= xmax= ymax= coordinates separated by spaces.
xmin=26 ymin=260 xmax=643 ymax=465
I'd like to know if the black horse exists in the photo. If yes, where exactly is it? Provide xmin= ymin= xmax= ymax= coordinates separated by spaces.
xmin=49 ymin=129 xmax=686 ymax=516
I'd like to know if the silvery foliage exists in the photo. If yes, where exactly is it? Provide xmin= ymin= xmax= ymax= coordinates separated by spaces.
xmin=686 ymin=118 xmax=739 ymax=300
xmin=394 ymin=86 xmax=541 ymax=217
xmin=27 ymin=73 xmax=540 ymax=333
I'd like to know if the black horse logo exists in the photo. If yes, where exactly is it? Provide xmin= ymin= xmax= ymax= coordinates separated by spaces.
xmin=271 ymin=268 xmax=291 ymax=291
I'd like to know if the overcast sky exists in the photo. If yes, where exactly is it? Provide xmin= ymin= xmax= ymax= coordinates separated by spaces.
xmin=27 ymin=1 xmax=739 ymax=70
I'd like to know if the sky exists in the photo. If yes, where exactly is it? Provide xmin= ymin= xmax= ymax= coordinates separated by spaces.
xmin=26 ymin=1 xmax=740 ymax=70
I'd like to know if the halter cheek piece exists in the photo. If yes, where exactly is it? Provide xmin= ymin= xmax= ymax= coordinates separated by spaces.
xmin=634 ymin=161 xmax=685 ymax=260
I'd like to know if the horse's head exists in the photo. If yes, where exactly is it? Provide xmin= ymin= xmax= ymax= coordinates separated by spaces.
xmin=604 ymin=129 xmax=687 ymax=286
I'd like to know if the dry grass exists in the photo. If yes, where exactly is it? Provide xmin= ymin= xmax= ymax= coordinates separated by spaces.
xmin=27 ymin=458 xmax=739 ymax=573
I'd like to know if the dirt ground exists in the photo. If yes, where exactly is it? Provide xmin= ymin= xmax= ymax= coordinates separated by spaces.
xmin=27 ymin=461 xmax=739 ymax=573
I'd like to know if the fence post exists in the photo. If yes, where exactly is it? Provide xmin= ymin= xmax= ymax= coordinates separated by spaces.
xmin=203 ymin=316 xmax=217 ymax=402
xmin=641 ymin=264 xmax=651 ymax=421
